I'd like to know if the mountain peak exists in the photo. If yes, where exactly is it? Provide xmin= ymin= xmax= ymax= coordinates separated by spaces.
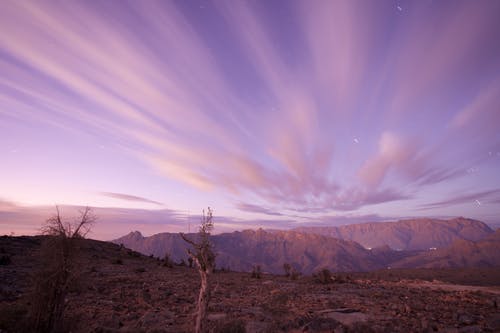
xmin=126 ymin=230 xmax=143 ymax=240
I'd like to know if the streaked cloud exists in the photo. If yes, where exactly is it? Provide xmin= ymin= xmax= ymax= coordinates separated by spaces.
xmin=99 ymin=192 xmax=163 ymax=206
xmin=236 ymin=203 xmax=283 ymax=216
xmin=418 ymin=189 xmax=500 ymax=210
xmin=0 ymin=1 xmax=499 ymax=236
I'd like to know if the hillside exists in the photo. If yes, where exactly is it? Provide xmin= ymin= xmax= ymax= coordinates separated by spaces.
xmin=114 ymin=229 xmax=422 ymax=274
xmin=114 ymin=218 xmax=497 ymax=274
xmin=1 ymin=235 xmax=500 ymax=332
xmin=392 ymin=229 xmax=500 ymax=269
xmin=294 ymin=217 xmax=493 ymax=250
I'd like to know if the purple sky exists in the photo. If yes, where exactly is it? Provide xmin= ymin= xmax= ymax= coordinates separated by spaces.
xmin=1 ymin=0 xmax=500 ymax=239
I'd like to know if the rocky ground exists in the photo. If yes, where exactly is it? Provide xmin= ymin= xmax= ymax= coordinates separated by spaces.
xmin=1 ymin=236 xmax=499 ymax=332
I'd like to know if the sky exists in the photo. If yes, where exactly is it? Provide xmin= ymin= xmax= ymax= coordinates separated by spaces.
xmin=1 ymin=0 xmax=500 ymax=240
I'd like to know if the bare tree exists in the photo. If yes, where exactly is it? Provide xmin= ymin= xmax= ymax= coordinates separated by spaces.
xmin=180 ymin=207 xmax=216 ymax=333
xmin=41 ymin=206 xmax=96 ymax=239
xmin=31 ymin=206 xmax=96 ymax=333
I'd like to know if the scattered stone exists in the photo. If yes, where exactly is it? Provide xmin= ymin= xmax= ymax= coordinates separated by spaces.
xmin=207 ymin=313 xmax=227 ymax=321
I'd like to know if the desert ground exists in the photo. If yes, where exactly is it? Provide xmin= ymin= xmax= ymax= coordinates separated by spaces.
xmin=1 ymin=236 xmax=499 ymax=333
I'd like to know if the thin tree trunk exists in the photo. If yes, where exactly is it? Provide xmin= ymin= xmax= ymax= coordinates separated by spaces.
xmin=195 ymin=269 xmax=211 ymax=333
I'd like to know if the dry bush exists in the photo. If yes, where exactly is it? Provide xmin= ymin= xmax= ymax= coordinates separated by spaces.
xmin=290 ymin=267 xmax=301 ymax=280
xmin=251 ymin=265 xmax=262 ymax=279
xmin=180 ymin=207 xmax=216 ymax=333
xmin=29 ymin=206 xmax=96 ymax=333
xmin=313 ymin=268 xmax=333 ymax=284
xmin=163 ymin=252 xmax=174 ymax=268
xmin=283 ymin=263 xmax=291 ymax=277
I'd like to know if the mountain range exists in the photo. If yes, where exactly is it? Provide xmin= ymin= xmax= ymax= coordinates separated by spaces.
xmin=113 ymin=218 xmax=497 ymax=274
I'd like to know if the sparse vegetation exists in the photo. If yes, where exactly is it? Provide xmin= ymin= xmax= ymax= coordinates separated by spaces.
xmin=163 ymin=252 xmax=174 ymax=268
xmin=283 ymin=263 xmax=291 ymax=277
xmin=313 ymin=268 xmax=333 ymax=284
xmin=251 ymin=265 xmax=262 ymax=279
xmin=290 ymin=267 xmax=301 ymax=280
xmin=1 ymin=233 xmax=500 ymax=332
xmin=180 ymin=207 xmax=216 ymax=333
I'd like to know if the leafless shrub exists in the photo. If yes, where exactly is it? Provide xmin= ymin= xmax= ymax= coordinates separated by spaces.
xmin=251 ymin=265 xmax=262 ymax=279
xmin=313 ymin=268 xmax=333 ymax=284
xmin=180 ymin=207 xmax=216 ymax=333
xmin=163 ymin=252 xmax=174 ymax=268
xmin=283 ymin=263 xmax=291 ymax=277
xmin=290 ymin=267 xmax=301 ymax=280
xmin=40 ymin=206 xmax=96 ymax=239
xmin=29 ymin=206 xmax=96 ymax=333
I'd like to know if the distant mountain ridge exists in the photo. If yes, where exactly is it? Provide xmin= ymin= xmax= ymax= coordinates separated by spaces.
xmin=293 ymin=217 xmax=493 ymax=250
xmin=114 ymin=229 xmax=416 ymax=274
xmin=113 ymin=218 xmax=497 ymax=274
xmin=392 ymin=229 xmax=500 ymax=269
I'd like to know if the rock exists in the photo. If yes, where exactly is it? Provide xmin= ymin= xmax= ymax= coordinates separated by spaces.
xmin=325 ymin=311 xmax=368 ymax=326
xmin=207 ymin=313 xmax=227 ymax=321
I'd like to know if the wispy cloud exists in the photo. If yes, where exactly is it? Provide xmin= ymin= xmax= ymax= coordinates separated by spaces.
xmin=1 ymin=1 xmax=499 ymax=223
xmin=418 ymin=189 xmax=500 ymax=210
xmin=236 ymin=202 xmax=283 ymax=216
xmin=99 ymin=192 xmax=163 ymax=206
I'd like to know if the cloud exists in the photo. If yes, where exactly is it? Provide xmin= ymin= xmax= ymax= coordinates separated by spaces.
xmin=418 ymin=189 xmax=500 ymax=210
xmin=296 ymin=214 xmax=392 ymax=227
xmin=99 ymin=192 xmax=163 ymax=206
xmin=358 ymin=131 xmax=470 ymax=190
xmin=358 ymin=132 xmax=418 ymax=187
xmin=330 ymin=187 xmax=410 ymax=211
xmin=282 ymin=187 xmax=410 ymax=213
xmin=235 ymin=202 xmax=283 ymax=216
xmin=450 ymin=79 xmax=500 ymax=134
xmin=1 ymin=1 xmax=499 ymax=220
xmin=414 ymin=167 xmax=466 ymax=186
xmin=0 ymin=198 xmax=19 ymax=211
